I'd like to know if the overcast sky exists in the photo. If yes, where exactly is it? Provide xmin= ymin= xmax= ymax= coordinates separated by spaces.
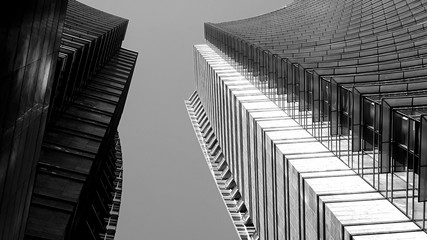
xmin=79 ymin=0 xmax=292 ymax=239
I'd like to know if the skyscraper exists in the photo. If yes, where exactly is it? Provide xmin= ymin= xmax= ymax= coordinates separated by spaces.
xmin=187 ymin=0 xmax=427 ymax=239
xmin=0 ymin=1 xmax=137 ymax=239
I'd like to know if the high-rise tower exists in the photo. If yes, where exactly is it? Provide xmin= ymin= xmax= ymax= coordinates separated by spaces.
xmin=187 ymin=0 xmax=427 ymax=239
xmin=0 ymin=1 xmax=137 ymax=239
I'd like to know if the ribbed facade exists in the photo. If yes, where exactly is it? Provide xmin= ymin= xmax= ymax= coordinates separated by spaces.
xmin=189 ymin=44 xmax=427 ymax=240
xmin=188 ymin=0 xmax=427 ymax=239
xmin=0 ymin=1 xmax=137 ymax=239
xmin=0 ymin=1 xmax=68 ymax=239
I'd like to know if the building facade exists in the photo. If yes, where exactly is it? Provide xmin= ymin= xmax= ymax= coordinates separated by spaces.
xmin=0 ymin=1 xmax=137 ymax=239
xmin=187 ymin=0 xmax=427 ymax=239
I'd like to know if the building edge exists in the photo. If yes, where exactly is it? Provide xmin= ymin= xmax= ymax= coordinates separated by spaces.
xmin=185 ymin=92 xmax=258 ymax=240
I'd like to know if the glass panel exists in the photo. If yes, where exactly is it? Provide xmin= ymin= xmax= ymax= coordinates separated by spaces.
xmin=419 ymin=115 xmax=427 ymax=201
xmin=381 ymin=101 xmax=391 ymax=173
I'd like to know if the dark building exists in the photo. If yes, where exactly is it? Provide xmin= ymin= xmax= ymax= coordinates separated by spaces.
xmin=0 ymin=1 xmax=137 ymax=239
xmin=188 ymin=0 xmax=427 ymax=239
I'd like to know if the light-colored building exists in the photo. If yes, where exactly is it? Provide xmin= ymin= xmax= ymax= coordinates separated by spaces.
xmin=187 ymin=1 xmax=427 ymax=239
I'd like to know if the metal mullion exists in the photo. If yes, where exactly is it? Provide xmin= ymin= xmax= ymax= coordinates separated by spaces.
xmin=320 ymin=78 xmax=324 ymax=146
xmin=338 ymin=85 xmax=342 ymax=159
xmin=245 ymin=44 xmax=249 ymax=80
xmin=347 ymin=89 xmax=351 ymax=166
xmin=351 ymin=89 xmax=356 ymax=170
xmin=405 ymin=117 xmax=410 ymax=217
xmin=273 ymin=55 xmax=280 ymax=107
xmin=373 ymin=101 xmax=377 ymax=188
xmin=288 ymin=61 xmax=292 ymax=115
xmin=381 ymin=101 xmax=387 ymax=198
xmin=328 ymin=80 xmax=332 ymax=150
xmin=311 ymin=72 xmax=316 ymax=138
xmin=390 ymin=110 xmax=395 ymax=202
xmin=361 ymin=99 xmax=365 ymax=177
xmin=371 ymin=102 xmax=377 ymax=182
xmin=267 ymin=52 xmax=272 ymax=100
xmin=412 ymin=123 xmax=416 ymax=221
xmin=299 ymin=66 xmax=304 ymax=126
xmin=309 ymin=71 xmax=314 ymax=135
xmin=261 ymin=50 xmax=266 ymax=95
xmin=303 ymin=71 xmax=308 ymax=130
xmin=375 ymin=99 xmax=380 ymax=191
xmin=281 ymin=59 xmax=286 ymax=111
xmin=320 ymin=79 xmax=325 ymax=146
xmin=317 ymin=75 xmax=322 ymax=139
xmin=292 ymin=64 xmax=297 ymax=119
xmin=264 ymin=50 xmax=269 ymax=96
xmin=254 ymin=47 xmax=260 ymax=87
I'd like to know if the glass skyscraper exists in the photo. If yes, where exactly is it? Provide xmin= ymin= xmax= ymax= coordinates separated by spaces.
xmin=188 ymin=0 xmax=427 ymax=239
xmin=0 ymin=1 xmax=137 ymax=239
